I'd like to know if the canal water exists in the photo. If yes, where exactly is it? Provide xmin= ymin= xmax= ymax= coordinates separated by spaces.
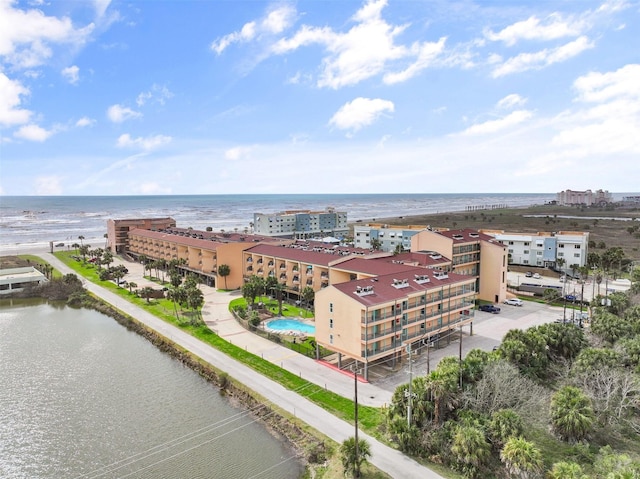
xmin=0 ymin=300 xmax=304 ymax=479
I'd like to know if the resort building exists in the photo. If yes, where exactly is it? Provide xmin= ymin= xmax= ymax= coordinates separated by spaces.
xmin=556 ymin=189 xmax=612 ymax=206
xmin=315 ymin=267 xmax=476 ymax=380
xmin=107 ymin=218 xmax=176 ymax=254
xmin=0 ymin=267 xmax=48 ymax=294
xmin=410 ymin=229 xmax=508 ymax=304
xmin=353 ymin=224 xmax=428 ymax=252
xmin=125 ymin=227 xmax=289 ymax=289
xmin=481 ymin=230 xmax=589 ymax=270
xmin=253 ymin=208 xmax=348 ymax=239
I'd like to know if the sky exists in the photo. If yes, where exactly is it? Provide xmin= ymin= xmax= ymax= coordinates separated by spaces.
xmin=1 ymin=0 xmax=639 ymax=196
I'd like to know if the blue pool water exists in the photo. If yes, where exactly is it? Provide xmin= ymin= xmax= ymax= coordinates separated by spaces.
xmin=266 ymin=319 xmax=316 ymax=335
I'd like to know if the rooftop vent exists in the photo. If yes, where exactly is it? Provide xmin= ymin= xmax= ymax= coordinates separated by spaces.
xmin=469 ymin=232 xmax=479 ymax=238
xmin=430 ymin=253 xmax=442 ymax=260
xmin=392 ymin=278 xmax=409 ymax=289
xmin=414 ymin=274 xmax=431 ymax=284
xmin=452 ymin=234 xmax=464 ymax=240
xmin=434 ymin=271 xmax=449 ymax=280
xmin=355 ymin=285 xmax=375 ymax=296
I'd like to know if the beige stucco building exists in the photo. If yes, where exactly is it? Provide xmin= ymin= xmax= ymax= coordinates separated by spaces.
xmin=315 ymin=267 xmax=476 ymax=379
xmin=411 ymin=228 xmax=508 ymax=304
xmin=107 ymin=218 xmax=176 ymax=254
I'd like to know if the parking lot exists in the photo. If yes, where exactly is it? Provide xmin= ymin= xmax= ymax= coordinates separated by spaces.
xmin=370 ymin=299 xmax=572 ymax=392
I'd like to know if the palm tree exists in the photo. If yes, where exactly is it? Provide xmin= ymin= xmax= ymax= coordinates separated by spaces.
xmin=451 ymin=425 xmax=490 ymax=478
xmin=500 ymin=437 xmax=544 ymax=479
xmin=301 ymin=286 xmax=315 ymax=316
xmin=273 ymin=282 xmax=286 ymax=316
xmin=340 ymin=437 xmax=371 ymax=478
xmin=548 ymin=461 xmax=588 ymax=479
xmin=78 ymin=235 xmax=85 ymax=247
xmin=127 ymin=281 xmax=137 ymax=294
xmin=550 ymin=386 xmax=595 ymax=442
xmin=218 ymin=264 xmax=230 ymax=290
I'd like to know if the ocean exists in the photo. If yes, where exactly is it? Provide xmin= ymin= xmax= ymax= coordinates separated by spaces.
xmin=0 ymin=193 xmax=555 ymax=252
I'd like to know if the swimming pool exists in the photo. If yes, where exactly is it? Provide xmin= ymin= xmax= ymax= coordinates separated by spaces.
xmin=266 ymin=319 xmax=316 ymax=335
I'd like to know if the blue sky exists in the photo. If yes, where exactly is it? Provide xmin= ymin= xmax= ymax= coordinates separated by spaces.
xmin=1 ymin=0 xmax=639 ymax=196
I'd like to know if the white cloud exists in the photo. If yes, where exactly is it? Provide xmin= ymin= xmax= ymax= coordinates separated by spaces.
xmin=0 ymin=72 xmax=32 ymax=126
xmin=497 ymin=94 xmax=527 ymax=109
xmin=551 ymin=63 xmax=640 ymax=155
xmin=211 ymin=4 xmax=295 ymax=54
xmin=492 ymin=36 xmax=594 ymax=77
xmin=0 ymin=1 xmax=94 ymax=69
xmin=573 ymin=63 xmax=640 ymax=103
xmin=14 ymin=123 xmax=54 ymax=141
xmin=329 ymin=97 xmax=394 ymax=132
xmin=34 ymin=175 xmax=63 ymax=195
xmin=461 ymin=110 xmax=533 ymax=135
xmin=116 ymin=133 xmax=172 ymax=151
xmin=383 ymin=37 xmax=447 ymax=84
xmin=107 ymin=104 xmax=142 ymax=123
xmin=61 ymin=65 xmax=80 ymax=84
xmin=225 ymin=146 xmax=252 ymax=161
xmin=136 ymin=84 xmax=174 ymax=106
xmin=76 ymin=116 xmax=95 ymax=127
xmin=485 ymin=14 xmax=584 ymax=46
xmin=273 ymin=0 xmax=410 ymax=89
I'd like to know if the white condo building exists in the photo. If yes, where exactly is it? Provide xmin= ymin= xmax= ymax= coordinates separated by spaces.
xmin=253 ymin=208 xmax=348 ymax=239
xmin=481 ymin=230 xmax=589 ymax=270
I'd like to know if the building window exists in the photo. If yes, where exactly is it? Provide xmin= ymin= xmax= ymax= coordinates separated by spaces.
xmin=574 ymin=244 xmax=581 ymax=249
xmin=523 ymin=250 xmax=529 ymax=254
xmin=508 ymin=241 xmax=514 ymax=245
xmin=559 ymin=244 xmax=565 ymax=248
xmin=574 ymin=253 xmax=580 ymax=258
xmin=537 ymin=251 xmax=543 ymax=256
xmin=329 ymin=319 xmax=333 ymax=329
xmin=524 ymin=242 xmax=530 ymax=246
xmin=329 ymin=303 xmax=333 ymax=312
xmin=558 ymin=252 xmax=564 ymax=257
xmin=329 ymin=334 xmax=333 ymax=344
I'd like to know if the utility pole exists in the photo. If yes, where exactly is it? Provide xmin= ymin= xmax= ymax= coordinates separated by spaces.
xmin=406 ymin=345 xmax=413 ymax=427
xmin=459 ymin=325 xmax=463 ymax=389
xmin=353 ymin=362 xmax=360 ymax=478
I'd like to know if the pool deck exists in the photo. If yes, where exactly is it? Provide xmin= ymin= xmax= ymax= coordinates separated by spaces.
xmin=262 ymin=318 xmax=316 ymax=336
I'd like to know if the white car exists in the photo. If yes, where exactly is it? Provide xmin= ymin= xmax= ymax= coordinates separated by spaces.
xmin=504 ymin=298 xmax=524 ymax=306
xmin=533 ymin=273 xmax=541 ymax=279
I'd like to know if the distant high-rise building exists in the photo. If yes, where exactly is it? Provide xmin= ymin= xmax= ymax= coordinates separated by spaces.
xmin=557 ymin=189 xmax=612 ymax=206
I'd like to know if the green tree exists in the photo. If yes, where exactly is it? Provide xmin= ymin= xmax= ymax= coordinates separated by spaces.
xmin=127 ymin=281 xmax=137 ymax=294
xmin=451 ymin=425 xmax=490 ymax=478
xmin=590 ymin=310 xmax=633 ymax=345
xmin=301 ymin=286 xmax=315 ymax=316
xmin=140 ymin=286 xmax=154 ymax=303
xmin=273 ymin=282 xmax=286 ymax=316
xmin=242 ymin=279 xmax=258 ymax=309
xmin=550 ymin=386 xmax=595 ymax=442
xmin=488 ymin=409 xmax=524 ymax=449
xmin=500 ymin=437 xmax=543 ymax=479
xmin=427 ymin=357 xmax=461 ymax=424
xmin=370 ymin=238 xmax=382 ymax=251
xmin=218 ymin=264 xmax=230 ymax=290
xmin=548 ymin=461 xmax=588 ymax=479
xmin=186 ymin=286 xmax=204 ymax=325
xmin=573 ymin=347 xmax=621 ymax=374
xmin=535 ymin=322 xmax=587 ymax=361
xmin=339 ymin=436 xmax=371 ymax=478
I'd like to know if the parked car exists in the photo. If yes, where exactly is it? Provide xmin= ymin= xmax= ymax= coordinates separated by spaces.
xmin=533 ymin=273 xmax=541 ymax=279
xmin=479 ymin=304 xmax=501 ymax=313
xmin=565 ymin=294 xmax=576 ymax=301
xmin=504 ymin=298 xmax=524 ymax=306
xmin=55 ymin=242 xmax=64 ymax=247
xmin=559 ymin=276 xmax=566 ymax=282
xmin=525 ymin=271 xmax=533 ymax=277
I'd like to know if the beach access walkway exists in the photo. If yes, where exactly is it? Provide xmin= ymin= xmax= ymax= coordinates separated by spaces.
xmin=38 ymin=252 xmax=445 ymax=479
